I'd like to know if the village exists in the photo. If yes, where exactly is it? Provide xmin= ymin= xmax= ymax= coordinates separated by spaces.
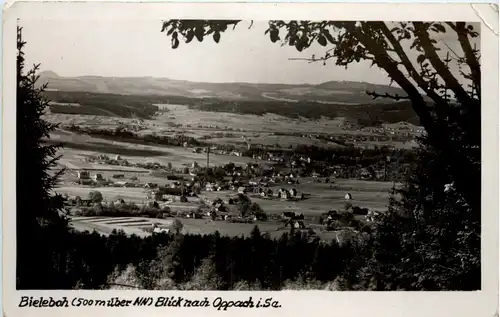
xmin=57 ymin=145 xmax=386 ymax=240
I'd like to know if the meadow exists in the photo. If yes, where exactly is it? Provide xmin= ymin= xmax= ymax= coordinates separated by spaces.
xmin=44 ymin=103 xmax=417 ymax=152
xmin=47 ymin=102 xmax=403 ymax=242
xmin=49 ymin=129 xmax=256 ymax=170
xmin=57 ymin=174 xmax=394 ymax=243
xmin=69 ymin=215 xmax=343 ymax=242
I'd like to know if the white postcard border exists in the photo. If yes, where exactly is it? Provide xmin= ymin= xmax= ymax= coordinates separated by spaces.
xmin=2 ymin=2 xmax=499 ymax=317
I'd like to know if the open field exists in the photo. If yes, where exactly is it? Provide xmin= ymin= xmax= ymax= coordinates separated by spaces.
xmin=55 ymin=175 xmax=395 ymax=214
xmin=205 ymin=134 xmax=344 ymax=148
xmin=69 ymin=216 xmax=341 ymax=241
xmin=49 ymin=129 xmax=257 ymax=170
xmin=199 ymin=178 xmax=394 ymax=215
xmin=44 ymin=102 xmax=419 ymax=150
xmin=70 ymin=216 xmax=171 ymax=237
xmin=154 ymin=104 xmax=350 ymax=134
xmin=54 ymin=186 xmax=202 ymax=210
xmin=55 ymin=186 xmax=150 ymax=203
xmin=44 ymin=108 xmax=349 ymax=136
xmin=49 ymin=99 xmax=402 ymax=242
xmin=55 ymin=168 xmax=182 ymax=189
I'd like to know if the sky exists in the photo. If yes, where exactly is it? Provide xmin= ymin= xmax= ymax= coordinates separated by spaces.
xmin=21 ymin=20 xmax=479 ymax=86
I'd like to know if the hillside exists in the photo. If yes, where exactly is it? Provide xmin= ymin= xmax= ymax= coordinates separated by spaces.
xmin=39 ymin=71 xmax=408 ymax=105
xmin=40 ymin=71 xmax=423 ymax=126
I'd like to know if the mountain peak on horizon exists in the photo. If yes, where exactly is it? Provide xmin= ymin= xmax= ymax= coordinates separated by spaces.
xmin=38 ymin=70 xmax=397 ymax=88
xmin=40 ymin=71 xmax=60 ymax=78
xmin=36 ymin=70 xmax=408 ymax=104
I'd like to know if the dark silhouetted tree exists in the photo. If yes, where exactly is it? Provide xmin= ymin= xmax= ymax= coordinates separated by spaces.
xmin=160 ymin=20 xmax=480 ymax=212
xmin=160 ymin=20 xmax=481 ymax=291
xmin=16 ymin=25 xmax=69 ymax=289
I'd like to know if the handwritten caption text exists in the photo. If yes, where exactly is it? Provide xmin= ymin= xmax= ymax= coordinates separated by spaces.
xmin=19 ymin=296 xmax=282 ymax=310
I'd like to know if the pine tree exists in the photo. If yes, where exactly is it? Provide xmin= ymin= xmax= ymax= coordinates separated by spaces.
xmin=16 ymin=25 xmax=65 ymax=226
xmin=366 ymin=132 xmax=480 ymax=290
xmin=16 ymin=25 xmax=68 ymax=289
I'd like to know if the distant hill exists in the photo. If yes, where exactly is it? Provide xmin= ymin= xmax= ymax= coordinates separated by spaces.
xmin=40 ymin=71 xmax=425 ymax=126
xmin=38 ymin=71 xmax=409 ymax=105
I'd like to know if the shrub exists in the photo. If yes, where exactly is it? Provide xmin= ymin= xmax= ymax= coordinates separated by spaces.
xmin=139 ymin=205 xmax=161 ymax=218
xmin=161 ymin=206 xmax=172 ymax=214
xmin=88 ymin=191 xmax=103 ymax=203
xmin=352 ymin=206 xmax=369 ymax=215
xmin=172 ymin=219 xmax=183 ymax=234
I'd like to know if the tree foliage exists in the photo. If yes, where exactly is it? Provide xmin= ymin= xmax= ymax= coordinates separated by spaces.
xmin=160 ymin=20 xmax=481 ymax=290
xmin=359 ymin=134 xmax=480 ymax=290
xmin=88 ymin=191 xmax=104 ymax=203
xmin=16 ymin=25 xmax=70 ymax=289
xmin=17 ymin=25 xmax=66 ymax=226
xmin=161 ymin=20 xmax=480 ymax=211
xmin=13 ymin=19 xmax=482 ymax=291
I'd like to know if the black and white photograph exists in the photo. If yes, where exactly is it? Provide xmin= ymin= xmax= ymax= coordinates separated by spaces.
xmin=2 ymin=2 xmax=499 ymax=317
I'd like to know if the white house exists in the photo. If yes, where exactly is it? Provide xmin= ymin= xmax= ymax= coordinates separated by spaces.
xmin=77 ymin=171 xmax=90 ymax=179
xmin=238 ymin=187 xmax=247 ymax=194
xmin=279 ymin=189 xmax=291 ymax=200
xmin=153 ymin=227 xmax=170 ymax=234
xmin=91 ymin=173 xmax=104 ymax=181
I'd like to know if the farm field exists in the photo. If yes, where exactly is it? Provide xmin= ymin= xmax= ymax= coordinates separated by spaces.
xmin=54 ymin=186 xmax=202 ymax=209
xmin=69 ymin=216 xmax=341 ymax=241
xmin=205 ymin=134 xmax=343 ymax=148
xmin=55 ymin=175 xmax=395 ymax=215
xmin=50 ymin=129 xmax=257 ymax=170
xmin=154 ymin=104 xmax=350 ymax=134
xmin=55 ymin=186 xmax=149 ymax=203
xmin=55 ymin=168 xmax=183 ymax=189
xmin=70 ymin=216 xmax=172 ymax=237
xmin=199 ymin=179 xmax=394 ymax=215
xmin=49 ymin=102 xmax=402 ymax=243
xmin=44 ymin=106 xmax=349 ymax=136
xmin=44 ymin=105 xmax=418 ymax=150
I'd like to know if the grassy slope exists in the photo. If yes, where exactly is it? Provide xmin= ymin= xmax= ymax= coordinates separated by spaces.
xmin=40 ymin=72 xmax=421 ymax=126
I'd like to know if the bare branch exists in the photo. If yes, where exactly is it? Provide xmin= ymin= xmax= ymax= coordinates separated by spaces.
xmin=366 ymin=91 xmax=412 ymax=101
xmin=344 ymin=23 xmax=480 ymax=211
xmin=445 ymin=22 xmax=458 ymax=32
xmin=413 ymin=22 xmax=476 ymax=106
xmin=441 ymin=41 xmax=461 ymax=60
xmin=371 ymin=22 xmax=447 ymax=108
xmin=455 ymin=22 xmax=481 ymax=97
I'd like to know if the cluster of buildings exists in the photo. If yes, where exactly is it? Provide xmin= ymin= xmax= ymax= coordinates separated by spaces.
xmin=76 ymin=170 xmax=105 ymax=185
xmin=191 ymin=146 xmax=243 ymax=157
xmin=86 ymin=154 xmax=131 ymax=167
